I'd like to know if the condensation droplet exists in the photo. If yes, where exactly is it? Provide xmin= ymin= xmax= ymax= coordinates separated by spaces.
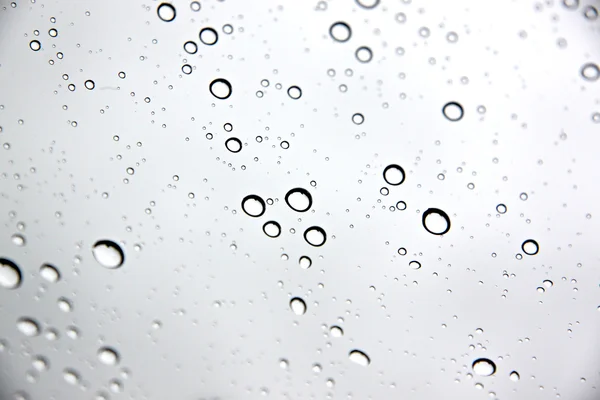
xmin=0 ymin=258 xmax=22 ymax=289
xmin=241 ymin=195 xmax=266 ymax=217
xmin=285 ymin=188 xmax=313 ymax=212
xmin=304 ymin=226 xmax=327 ymax=247
xmin=473 ymin=358 xmax=496 ymax=376
xmin=98 ymin=347 xmax=120 ymax=366
xmin=92 ymin=240 xmax=125 ymax=269
xmin=290 ymin=297 xmax=307 ymax=315
xmin=349 ymin=350 xmax=371 ymax=366
xmin=157 ymin=3 xmax=176 ymax=22
xmin=422 ymin=208 xmax=451 ymax=235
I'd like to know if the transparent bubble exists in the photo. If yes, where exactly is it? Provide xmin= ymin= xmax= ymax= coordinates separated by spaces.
xmin=395 ymin=12 xmax=407 ymax=23
xmin=330 ymin=326 xmax=343 ymax=337
xmin=287 ymin=86 xmax=302 ymax=100
xmin=422 ymin=208 xmax=451 ymax=235
xmin=209 ymin=78 xmax=232 ymax=99
xmin=225 ymin=137 xmax=242 ymax=153
xmin=304 ymin=226 xmax=327 ymax=247
xmin=442 ymin=102 xmax=464 ymax=121
xmin=182 ymin=64 xmax=192 ymax=75
xmin=349 ymin=350 xmax=371 ymax=366
xmin=199 ymin=27 xmax=218 ymax=45
xmin=299 ymin=256 xmax=312 ymax=269
xmin=397 ymin=247 xmax=407 ymax=256
xmin=241 ymin=195 xmax=266 ymax=217
xmin=157 ymin=3 xmax=176 ymax=22
xmin=84 ymin=80 xmax=95 ymax=90
xmin=329 ymin=22 xmax=352 ymax=42
xmin=522 ymin=239 xmax=539 ymax=255
xmin=92 ymin=240 xmax=125 ymax=269
xmin=190 ymin=1 xmax=201 ymax=12
xmin=290 ymin=297 xmax=307 ymax=315
xmin=63 ymin=368 xmax=80 ymax=385
xmin=223 ymin=24 xmax=234 ymax=34
xmin=285 ymin=188 xmax=313 ymax=212
xmin=17 ymin=318 xmax=40 ymax=337
xmin=0 ymin=258 xmax=22 ymax=289
xmin=262 ymin=221 xmax=281 ymax=238
xmin=446 ymin=31 xmax=458 ymax=43
xmin=355 ymin=0 xmax=380 ymax=9
xmin=48 ymin=28 xmax=58 ymax=37
xmin=396 ymin=201 xmax=407 ymax=211
xmin=352 ymin=113 xmax=364 ymax=125
xmin=583 ymin=5 xmax=598 ymax=20
xmin=496 ymin=204 xmax=507 ymax=214
xmin=580 ymin=63 xmax=599 ymax=82
xmin=29 ymin=40 xmax=41 ymax=51
xmin=183 ymin=41 xmax=197 ymax=54
xmin=473 ymin=358 xmax=496 ymax=376
xmin=98 ymin=347 xmax=120 ymax=366
xmin=509 ymin=371 xmax=520 ymax=381
xmin=383 ymin=164 xmax=406 ymax=186
xmin=57 ymin=297 xmax=73 ymax=312
xmin=409 ymin=260 xmax=421 ymax=270
xmin=355 ymin=46 xmax=373 ymax=63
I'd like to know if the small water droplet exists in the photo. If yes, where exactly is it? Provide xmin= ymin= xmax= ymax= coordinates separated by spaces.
xmin=304 ymin=226 xmax=327 ymax=247
xmin=17 ymin=318 xmax=40 ymax=337
xmin=98 ymin=347 xmax=120 ymax=366
xmin=157 ymin=3 xmax=176 ymax=22
xmin=0 ymin=258 xmax=22 ymax=289
xmin=473 ymin=358 xmax=496 ymax=376
xmin=92 ymin=240 xmax=125 ymax=269
xmin=263 ymin=221 xmax=281 ymax=238
xmin=285 ymin=188 xmax=313 ymax=212
xmin=241 ymin=195 xmax=266 ymax=217
xmin=442 ymin=102 xmax=464 ymax=121
xmin=349 ymin=349 xmax=371 ymax=366
xmin=290 ymin=297 xmax=307 ymax=315
xmin=422 ymin=208 xmax=451 ymax=235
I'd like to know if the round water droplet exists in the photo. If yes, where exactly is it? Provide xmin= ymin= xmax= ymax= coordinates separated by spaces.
xmin=181 ymin=64 xmax=192 ymax=74
xmin=349 ymin=350 xmax=371 ymax=366
xmin=473 ymin=358 xmax=496 ymax=376
xmin=509 ymin=371 xmax=520 ymax=381
xmin=304 ymin=226 xmax=326 ymax=247
xmin=285 ymin=188 xmax=313 ymax=212
xmin=199 ymin=27 xmax=218 ymax=45
xmin=241 ymin=195 xmax=266 ymax=217
xmin=383 ymin=164 xmax=405 ymax=186
xmin=299 ymin=256 xmax=312 ymax=269
xmin=263 ymin=221 xmax=281 ymax=238
xmin=562 ymin=0 xmax=579 ymax=9
xmin=92 ymin=240 xmax=125 ymax=269
xmin=330 ymin=326 xmax=343 ymax=337
xmin=543 ymin=279 xmax=553 ymax=288
xmin=0 ymin=258 xmax=22 ymax=289
xmin=157 ymin=3 xmax=176 ymax=22
xmin=11 ymin=234 xmax=25 ymax=246
xmin=40 ymin=264 xmax=60 ymax=282
xmin=496 ymin=204 xmax=507 ymax=214
xmin=352 ymin=113 xmax=364 ymax=125
xmin=290 ymin=297 xmax=306 ymax=315
xmin=355 ymin=46 xmax=373 ymax=63
xmin=522 ymin=239 xmax=539 ymax=255
xmin=17 ymin=318 xmax=40 ymax=337
xmin=355 ymin=0 xmax=380 ymax=9
xmin=396 ymin=200 xmax=407 ymax=210
xmin=98 ymin=347 xmax=120 ymax=366
xmin=184 ymin=41 xmax=197 ymax=54
xmin=63 ymin=368 xmax=80 ymax=385
xmin=84 ymin=80 xmax=95 ymax=90
xmin=443 ymin=102 xmax=464 ymax=121
xmin=422 ymin=208 xmax=451 ymax=235
xmin=225 ymin=137 xmax=242 ymax=153
xmin=190 ymin=1 xmax=201 ymax=11
xmin=57 ymin=297 xmax=72 ymax=312
xmin=409 ymin=260 xmax=421 ymax=270
xmin=397 ymin=247 xmax=407 ymax=256
xmin=583 ymin=5 xmax=598 ymax=20
xmin=580 ymin=63 xmax=599 ymax=82
xmin=32 ymin=355 xmax=49 ymax=371
xmin=30 ymin=40 xmax=41 ymax=51
xmin=329 ymin=22 xmax=352 ymax=42
xmin=279 ymin=359 xmax=289 ymax=369
xmin=209 ymin=78 xmax=232 ymax=99
xmin=287 ymin=86 xmax=302 ymax=100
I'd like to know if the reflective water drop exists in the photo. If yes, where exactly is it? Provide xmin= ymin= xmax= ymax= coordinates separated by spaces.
xmin=98 ymin=347 xmax=120 ymax=366
xmin=92 ymin=240 xmax=125 ymax=269
xmin=397 ymin=247 xmax=407 ymax=256
xmin=32 ymin=355 xmax=49 ymax=371
xmin=40 ymin=264 xmax=60 ymax=283
xmin=422 ymin=208 xmax=451 ymax=235
xmin=199 ymin=27 xmax=218 ymax=45
xmin=63 ymin=368 xmax=80 ymax=385
xmin=383 ymin=164 xmax=405 ymax=186
xmin=562 ymin=0 xmax=579 ymax=9
xmin=11 ymin=234 xmax=25 ymax=246
xmin=0 ymin=258 xmax=22 ymax=289
xmin=290 ymin=297 xmax=307 ymax=315
xmin=509 ymin=371 xmax=520 ymax=381
xmin=157 ymin=3 xmax=176 ymax=22
xmin=29 ymin=40 xmax=41 ymax=51
xmin=183 ymin=41 xmax=197 ymax=54
xmin=241 ymin=195 xmax=266 ymax=217
xmin=285 ymin=188 xmax=313 ymax=212
xmin=279 ymin=359 xmax=289 ymax=369
xmin=209 ymin=78 xmax=232 ymax=99
xmin=352 ymin=113 xmax=364 ymax=125
xmin=263 ymin=221 xmax=281 ymax=238
xmin=181 ymin=64 xmax=192 ymax=74
xmin=299 ymin=256 xmax=312 ymax=269
xmin=329 ymin=22 xmax=352 ymax=42
xmin=496 ymin=204 xmax=507 ymax=214
xmin=355 ymin=0 xmax=380 ymax=9
xmin=409 ymin=260 xmax=422 ymax=270
xmin=17 ymin=318 xmax=40 ymax=337
xmin=287 ymin=86 xmax=302 ymax=100
xmin=473 ymin=358 xmax=496 ymax=376
xmin=355 ymin=46 xmax=373 ymax=63
xmin=84 ymin=80 xmax=95 ymax=90
xmin=396 ymin=200 xmax=407 ymax=210
xmin=349 ymin=350 xmax=371 ymax=366
xmin=190 ymin=1 xmax=201 ymax=11
xmin=304 ymin=226 xmax=327 ymax=247
xmin=580 ymin=63 xmax=599 ymax=82
xmin=443 ymin=102 xmax=464 ymax=121
xmin=583 ymin=5 xmax=598 ymax=20
xmin=225 ymin=137 xmax=242 ymax=153
xmin=543 ymin=279 xmax=553 ymax=288
xmin=522 ymin=239 xmax=539 ymax=255
xmin=330 ymin=326 xmax=343 ymax=337
xmin=57 ymin=297 xmax=73 ymax=312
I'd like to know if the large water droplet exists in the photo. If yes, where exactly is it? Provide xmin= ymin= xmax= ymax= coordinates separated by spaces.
xmin=287 ymin=86 xmax=302 ymax=100
xmin=409 ymin=260 xmax=422 ymax=270
xmin=522 ymin=239 xmax=539 ymax=255
xmin=92 ymin=240 xmax=125 ymax=269
xmin=355 ymin=46 xmax=373 ymax=63
xmin=29 ymin=40 xmax=41 ymax=51
xmin=262 ymin=221 xmax=281 ymax=238
xmin=299 ymin=256 xmax=312 ymax=269
xmin=422 ymin=208 xmax=451 ymax=235
xmin=473 ymin=358 xmax=496 ymax=376
xmin=183 ymin=41 xmax=197 ymax=54
xmin=209 ymin=78 xmax=232 ymax=100
xmin=580 ymin=63 xmax=599 ymax=82
xmin=32 ymin=355 xmax=49 ymax=371
xmin=349 ymin=350 xmax=371 ymax=366
xmin=98 ymin=347 xmax=120 ymax=366
xmin=509 ymin=371 xmax=520 ymax=381
xmin=355 ymin=0 xmax=380 ymax=9
xmin=442 ymin=102 xmax=464 ymax=121
xmin=304 ymin=226 xmax=327 ymax=247
xmin=290 ymin=297 xmax=307 ymax=315
xmin=63 ymin=368 xmax=80 ymax=385
xmin=17 ymin=318 xmax=40 ymax=337
xmin=225 ymin=137 xmax=242 ymax=153
xmin=11 ymin=234 xmax=25 ymax=246
xmin=157 ymin=3 xmax=176 ymax=22
xmin=57 ymin=297 xmax=73 ymax=312
xmin=330 ymin=326 xmax=343 ymax=337
xmin=329 ymin=22 xmax=352 ymax=42
xmin=285 ymin=188 xmax=313 ymax=212
xmin=0 ymin=258 xmax=22 ymax=289
xmin=40 ymin=264 xmax=60 ymax=283
xmin=199 ymin=27 xmax=218 ymax=45
xmin=241 ymin=195 xmax=266 ymax=217
xmin=383 ymin=164 xmax=406 ymax=186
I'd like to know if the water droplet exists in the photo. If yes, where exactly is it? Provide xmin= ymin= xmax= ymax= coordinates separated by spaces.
xmin=223 ymin=24 xmax=233 ymax=34
xmin=383 ymin=164 xmax=406 ymax=186
xmin=349 ymin=350 xmax=371 ymax=366
xmin=583 ymin=5 xmax=598 ymax=20
xmin=446 ymin=31 xmax=458 ymax=43
xmin=473 ymin=358 xmax=496 ymax=376
xmin=396 ymin=201 xmax=407 ymax=210
xmin=299 ymin=256 xmax=312 ymax=269
xmin=38 ymin=264 xmax=60 ymax=283
xmin=329 ymin=22 xmax=352 ymax=42
xmin=562 ymin=0 xmax=579 ymax=9
xmin=330 ymin=326 xmax=343 ymax=337
xmin=190 ymin=1 xmax=201 ymax=12
xmin=32 ymin=355 xmax=49 ymax=371
xmin=183 ymin=41 xmax=197 ymax=54
xmin=29 ymin=40 xmax=41 ymax=51
xmin=509 ymin=371 xmax=520 ymax=381
xmin=57 ymin=297 xmax=73 ymax=312
xmin=84 ymin=80 xmax=95 ymax=90
xmin=580 ymin=63 xmax=599 ymax=81
xmin=92 ymin=240 xmax=125 ymax=269
xmin=522 ymin=239 xmax=539 ymax=255
xmin=209 ymin=78 xmax=232 ymax=99
xmin=63 ymin=368 xmax=80 ymax=385
xmin=496 ymin=204 xmax=507 ymax=214
xmin=11 ymin=234 xmax=25 ymax=246
xmin=157 ymin=3 xmax=176 ymax=22
xmin=287 ymin=86 xmax=302 ymax=100
xmin=285 ymin=188 xmax=313 ymax=212
xmin=352 ymin=113 xmax=364 ymax=125
xmin=199 ymin=27 xmax=218 ymax=45
xmin=442 ymin=102 xmax=464 ymax=121
xmin=98 ymin=347 xmax=120 ymax=366
xmin=0 ymin=258 xmax=22 ymax=289
xmin=422 ymin=208 xmax=451 ymax=235
xmin=263 ymin=221 xmax=281 ymax=238
xmin=397 ymin=247 xmax=407 ymax=256
xmin=304 ymin=226 xmax=327 ymax=247
xmin=355 ymin=46 xmax=373 ymax=63
xmin=279 ymin=359 xmax=289 ymax=369
xmin=182 ymin=64 xmax=192 ymax=74
xmin=409 ymin=260 xmax=422 ymax=270
xmin=225 ymin=137 xmax=242 ymax=153
xmin=17 ymin=318 xmax=40 ymax=337
xmin=355 ymin=0 xmax=380 ymax=9
xmin=543 ymin=279 xmax=553 ymax=288
xmin=236 ymin=196 xmax=264 ymax=221
xmin=290 ymin=297 xmax=307 ymax=315
xmin=48 ymin=28 xmax=58 ymax=37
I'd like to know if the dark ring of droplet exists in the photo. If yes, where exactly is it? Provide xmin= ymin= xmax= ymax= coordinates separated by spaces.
xmin=303 ymin=226 xmax=327 ymax=247
xmin=29 ymin=40 xmax=41 ymax=51
xmin=225 ymin=137 xmax=242 ymax=153
xmin=355 ymin=0 xmax=380 ymax=9
xmin=0 ymin=258 xmax=22 ymax=289
xmin=472 ymin=358 xmax=496 ymax=375
xmin=442 ymin=101 xmax=464 ymax=121
xmin=383 ymin=164 xmax=406 ymax=186
xmin=93 ymin=240 xmax=125 ymax=268
xmin=285 ymin=188 xmax=313 ymax=212
xmin=329 ymin=22 xmax=352 ymax=43
xmin=580 ymin=63 xmax=600 ymax=82
xmin=422 ymin=208 xmax=451 ymax=235
xmin=521 ymin=239 xmax=539 ymax=255
xmin=355 ymin=46 xmax=373 ymax=63
xmin=199 ymin=27 xmax=219 ymax=45
xmin=287 ymin=86 xmax=302 ymax=100
xmin=183 ymin=41 xmax=198 ymax=54
xmin=157 ymin=3 xmax=176 ymax=22
xmin=262 ymin=221 xmax=281 ymax=238
xmin=209 ymin=78 xmax=233 ymax=100
xmin=241 ymin=195 xmax=266 ymax=218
